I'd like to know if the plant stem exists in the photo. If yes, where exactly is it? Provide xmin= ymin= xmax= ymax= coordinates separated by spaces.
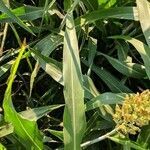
xmin=81 ymin=129 xmax=117 ymax=148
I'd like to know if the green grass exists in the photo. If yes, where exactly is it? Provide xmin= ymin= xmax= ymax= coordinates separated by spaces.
xmin=0 ymin=0 xmax=150 ymax=149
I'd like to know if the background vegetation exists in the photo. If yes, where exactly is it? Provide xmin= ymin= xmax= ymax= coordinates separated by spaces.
xmin=0 ymin=0 xmax=150 ymax=149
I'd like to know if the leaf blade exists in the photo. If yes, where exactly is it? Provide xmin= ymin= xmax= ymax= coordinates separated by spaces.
xmin=110 ymin=36 xmax=150 ymax=80
xmin=3 ymin=42 xmax=43 ymax=149
xmin=75 ymin=7 xmax=139 ymax=26
xmin=0 ymin=1 xmax=34 ymax=34
xmin=63 ymin=13 xmax=86 ymax=150
xmin=136 ymin=0 xmax=150 ymax=47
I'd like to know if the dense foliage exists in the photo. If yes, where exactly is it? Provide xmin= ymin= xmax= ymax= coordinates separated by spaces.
xmin=0 ymin=0 xmax=150 ymax=149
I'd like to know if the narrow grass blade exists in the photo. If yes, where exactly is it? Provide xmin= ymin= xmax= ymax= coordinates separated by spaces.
xmin=0 ymin=1 xmax=34 ymax=35
xmin=31 ymin=48 xmax=63 ymax=84
xmin=83 ymin=60 xmax=132 ymax=93
xmin=83 ymin=75 xmax=100 ymax=99
xmin=31 ymin=49 xmax=99 ymax=100
xmin=0 ymin=6 xmax=44 ymax=23
xmin=63 ymin=13 xmax=86 ymax=150
xmin=97 ymin=52 xmax=146 ymax=78
xmin=137 ymin=125 xmax=150 ymax=149
xmin=116 ymin=40 xmax=129 ymax=61
xmin=34 ymin=34 xmax=63 ymax=55
xmin=110 ymin=36 xmax=150 ymax=80
xmin=75 ymin=7 xmax=139 ymax=26
xmin=86 ymin=93 xmax=126 ymax=111
xmin=136 ymin=0 xmax=150 ymax=47
xmin=29 ymin=34 xmax=63 ymax=96
xmin=46 ymin=129 xmax=63 ymax=141
xmin=109 ymin=135 xmax=145 ymax=150
xmin=81 ymin=0 xmax=98 ymax=11
xmin=29 ymin=62 xmax=40 ymax=97
xmin=3 ymin=41 xmax=43 ymax=149
xmin=20 ymin=105 xmax=64 ymax=121
xmin=0 ymin=60 xmax=14 ymax=78
xmin=87 ymin=37 xmax=97 ymax=76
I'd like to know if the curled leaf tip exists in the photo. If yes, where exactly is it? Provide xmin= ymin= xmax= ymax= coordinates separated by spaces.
xmin=22 ymin=38 xmax=27 ymax=48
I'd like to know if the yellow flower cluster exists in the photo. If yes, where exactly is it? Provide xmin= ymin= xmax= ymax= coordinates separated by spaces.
xmin=113 ymin=90 xmax=150 ymax=135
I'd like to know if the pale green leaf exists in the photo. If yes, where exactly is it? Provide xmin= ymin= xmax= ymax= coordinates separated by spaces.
xmin=29 ymin=34 xmax=63 ymax=96
xmin=63 ymin=13 xmax=86 ymax=150
xmin=0 ymin=123 xmax=14 ymax=138
xmin=75 ymin=7 xmax=139 ymax=26
xmin=20 ymin=105 xmax=64 ymax=121
xmin=83 ymin=75 xmax=100 ymax=99
xmin=31 ymin=48 xmax=63 ymax=84
xmin=86 ymin=92 xmax=126 ymax=111
xmin=136 ymin=0 xmax=150 ymax=47
xmin=87 ymin=37 xmax=97 ymax=76
xmin=34 ymin=34 xmax=63 ymax=55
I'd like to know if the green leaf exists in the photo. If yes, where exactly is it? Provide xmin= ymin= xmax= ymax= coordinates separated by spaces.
xmin=83 ymin=60 xmax=132 ymax=93
xmin=30 ymin=34 xmax=63 ymax=96
xmin=97 ymin=52 xmax=146 ymax=78
xmin=34 ymin=34 xmax=63 ymax=55
xmin=0 ymin=143 xmax=6 ymax=150
xmin=46 ymin=129 xmax=63 ymax=141
xmin=105 ymin=0 xmax=117 ymax=8
xmin=3 ymin=42 xmax=43 ymax=149
xmin=75 ymin=7 xmax=139 ymax=26
xmin=110 ymin=36 xmax=150 ymax=80
xmin=63 ymin=13 xmax=86 ymax=150
xmin=0 ymin=6 xmax=44 ymax=23
xmin=136 ymin=0 xmax=150 ymax=47
xmin=0 ymin=60 xmax=14 ymax=78
xmin=20 ymin=105 xmax=64 ymax=121
xmin=31 ymin=48 xmax=63 ymax=84
xmin=86 ymin=92 xmax=126 ymax=111
xmin=31 ymin=50 xmax=100 ymax=100
xmin=116 ymin=40 xmax=129 ymax=61
xmin=137 ymin=125 xmax=150 ymax=149
xmin=98 ymin=0 xmax=117 ymax=8
xmin=0 ymin=105 xmax=63 ymax=139
xmin=64 ymin=0 xmax=73 ymax=11
xmin=81 ymin=0 xmax=98 ymax=11
xmin=0 ymin=1 xmax=34 ymax=34
xmin=109 ymin=135 xmax=146 ymax=150
xmin=85 ymin=112 xmax=113 ymax=136
xmin=83 ymin=75 xmax=100 ymax=99
xmin=123 ymin=145 xmax=131 ymax=150
xmin=87 ymin=37 xmax=97 ymax=76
